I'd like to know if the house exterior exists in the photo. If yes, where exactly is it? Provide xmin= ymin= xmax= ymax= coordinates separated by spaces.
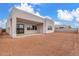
xmin=55 ymin=25 xmax=72 ymax=29
xmin=55 ymin=25 xmax=77 ymax=33
xmin=6 ymin=7 xmax=54 ymax=38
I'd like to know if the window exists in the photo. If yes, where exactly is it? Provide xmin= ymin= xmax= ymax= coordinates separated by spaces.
xmin=59 ymin=27 xmax=64 ymax=29
xmin=32 ymin=25 xmax=37 ymax=30
xmin=16 ymin=24 xmax=24 ymax=34
xmin=32 ymin=25 xmax=35 ymax=30
xmin=48 ymin=26 xmax=52 ymax=30
xmin=27 ymin=25 xmax=37 ymax=30
xmin=27 ymin=25 xmax=31 ymax=30
xmin=35 ymin=26 xmax=37 ymax=30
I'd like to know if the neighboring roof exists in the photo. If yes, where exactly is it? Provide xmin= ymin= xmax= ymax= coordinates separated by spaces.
xmin=55 ymin=25 xmax=72 ymax=28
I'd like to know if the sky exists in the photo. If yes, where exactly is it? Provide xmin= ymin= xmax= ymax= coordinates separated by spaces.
xmin=0 ymin=3 xmax=79 ymax=28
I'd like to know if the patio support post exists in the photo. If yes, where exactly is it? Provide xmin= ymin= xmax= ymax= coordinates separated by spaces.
xmin=12 ymin=15 xmax=16 ymax=38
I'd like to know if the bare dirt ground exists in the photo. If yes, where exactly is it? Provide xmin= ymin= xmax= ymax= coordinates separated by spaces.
xmin=0 ymin=32 xmax=79 ymax=56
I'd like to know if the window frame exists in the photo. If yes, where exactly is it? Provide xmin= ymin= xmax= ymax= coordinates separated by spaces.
xmin=27 ymin=25 xmax=37 ymax=31
xmin=48 ymin=25 xmax=52 ymax=30
xmin=16 ymin=24 xmax=24 ymax=34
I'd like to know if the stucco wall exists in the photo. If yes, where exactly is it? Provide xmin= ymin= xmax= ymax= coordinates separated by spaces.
xmin=37 ymin=23 xmax=43 ymax=33
xmin=45 ymin=19 xmax=54 ymax=33
xmin=55 ymin=28 xmax=78 ymax=33
xmin=6 ymin=18 xmax=12 ymax=35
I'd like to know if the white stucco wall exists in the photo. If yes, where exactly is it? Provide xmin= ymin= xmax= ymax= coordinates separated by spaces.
xmin=6 ymin=16 xmax=12 ymax=36
xmin=44 ymin=18 xmax=54 ymax=33
xmin=37 ymin=24 xmax=43 ymax=33
xmin=6 ymin=15 xmax=17 ymax=38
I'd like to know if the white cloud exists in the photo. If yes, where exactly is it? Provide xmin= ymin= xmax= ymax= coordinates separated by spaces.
xmin=35 ymin=13 xmax=52 ymax=19
xmin=54 ymin=21 xmax=61 ymax=25
xmin=0 ymin=19 xmax=7 ymax=28
xmin=57 ymin=9 xmax=74 ymax=21
xmin=71 ymin=8 xmax=79 ymax=23
xmin=44 ymin=16 xmax=52 ymax=19
xmin=35 ymin=12 xmax=41 ymax=17
xmin=57 ymin=8 xmax=79 ymax=23
xmin=15 ymin=3 xmax=35 ymax=14
xmin=72 ymin=8 xmax=79 ymax=18
xmin=76 ymin=18 xmax=79 ymax=23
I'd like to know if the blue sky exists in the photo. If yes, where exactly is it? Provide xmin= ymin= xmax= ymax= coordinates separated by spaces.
xmin=0 ymin=3 xmax=79 ymax=28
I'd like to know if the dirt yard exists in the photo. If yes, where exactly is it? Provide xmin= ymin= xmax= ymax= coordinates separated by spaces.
xmin=0 ymin=32 xmax=79 ymax=56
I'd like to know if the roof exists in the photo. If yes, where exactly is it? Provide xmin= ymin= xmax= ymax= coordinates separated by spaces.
xmin=11 ymin=7 xmax=54 ymax=22
xmin=7 ymin=7 xmax=54 ymax=24
xmin=12 ymin=7 xmax=44 ymax=19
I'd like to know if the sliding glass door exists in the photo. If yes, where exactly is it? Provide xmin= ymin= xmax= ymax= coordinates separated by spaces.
xmin=16 ymin=24 xmax=24 ymax=34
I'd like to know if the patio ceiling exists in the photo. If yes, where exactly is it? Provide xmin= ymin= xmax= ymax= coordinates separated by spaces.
xmin=16 ymin=18 xmax=43 ymax=25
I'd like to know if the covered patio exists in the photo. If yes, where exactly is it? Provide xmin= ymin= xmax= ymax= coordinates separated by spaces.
xmin=16 ymin=18 xmax=44 ymax=37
